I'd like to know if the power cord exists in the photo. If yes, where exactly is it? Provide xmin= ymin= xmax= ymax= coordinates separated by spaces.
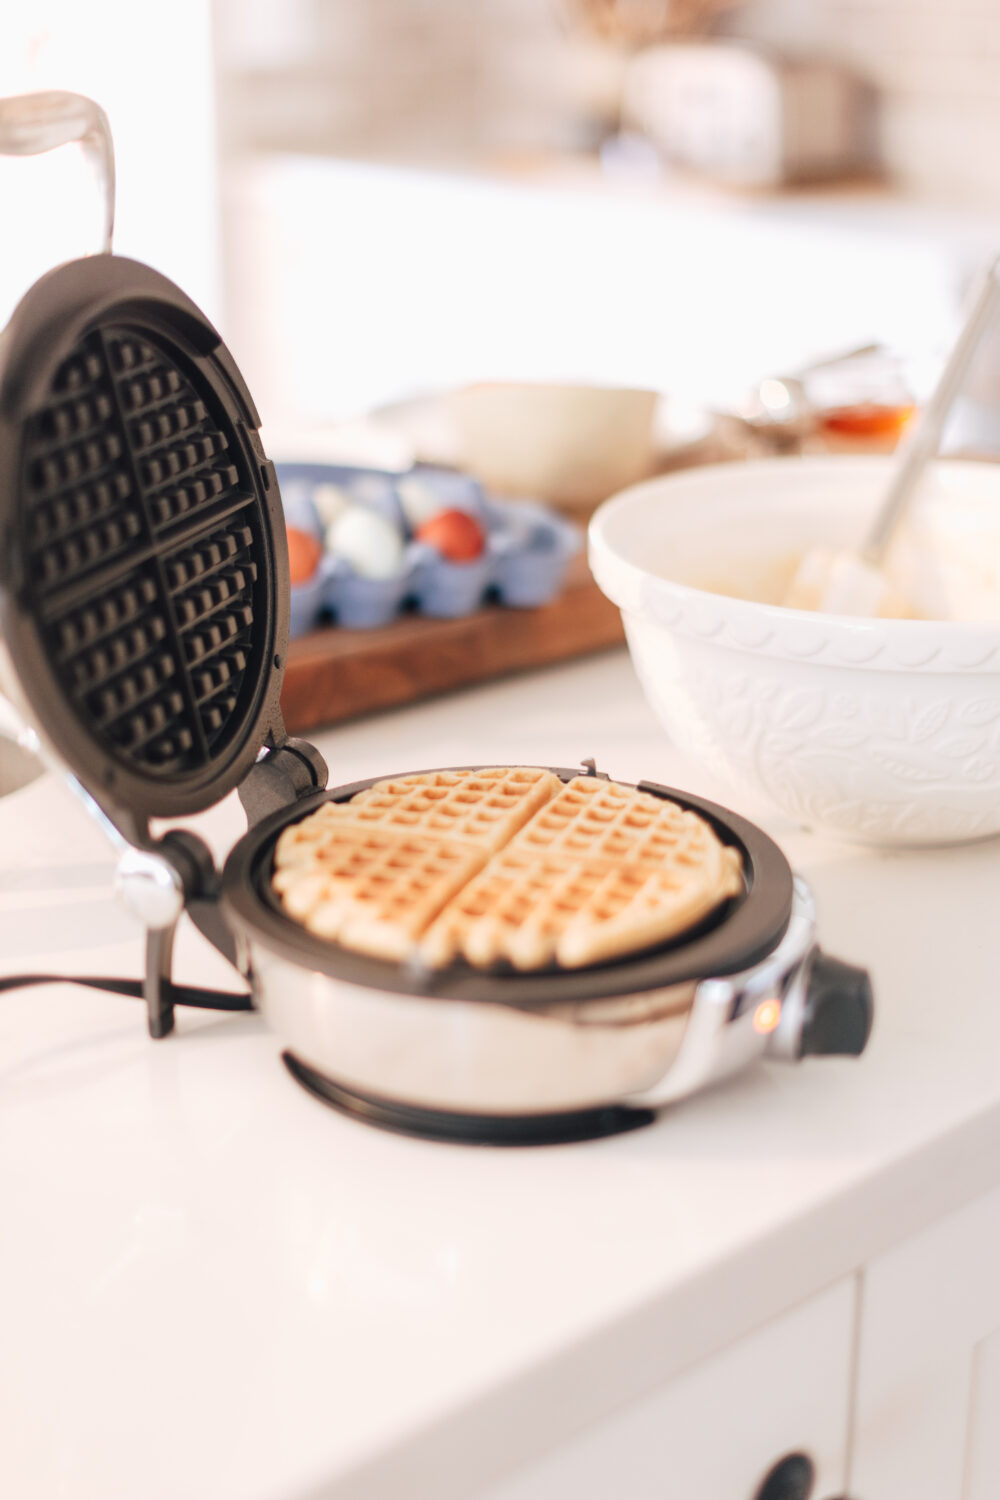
xmin=0 ymin=972 xmax=252 ymax=1010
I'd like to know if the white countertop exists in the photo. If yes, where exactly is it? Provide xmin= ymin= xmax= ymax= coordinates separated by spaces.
xmin=4 ymin=651 xmax=1000 ymax=1500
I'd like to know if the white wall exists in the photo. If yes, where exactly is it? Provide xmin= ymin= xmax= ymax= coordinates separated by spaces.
xmin=221 ymin=154 xmax=973 ymax=433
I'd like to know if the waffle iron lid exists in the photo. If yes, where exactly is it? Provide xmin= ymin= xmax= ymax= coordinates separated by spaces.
xmin=0 ymin=255 xmax=290 ymax=825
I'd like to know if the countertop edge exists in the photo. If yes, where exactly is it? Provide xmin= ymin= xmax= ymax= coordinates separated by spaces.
xmin=312 ymin=1094 xmax=1000 ymax=1500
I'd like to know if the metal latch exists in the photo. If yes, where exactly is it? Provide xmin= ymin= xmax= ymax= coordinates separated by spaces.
xmin=580 ymin=757 xmax=610 ymax=779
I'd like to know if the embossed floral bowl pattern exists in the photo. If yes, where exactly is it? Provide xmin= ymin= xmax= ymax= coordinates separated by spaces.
xmin=589 ymin=458 xmax=1000 ymax=846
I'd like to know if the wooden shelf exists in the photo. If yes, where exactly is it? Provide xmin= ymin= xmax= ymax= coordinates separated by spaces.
xmin=280 ymin=555 xmax=625 ymax=733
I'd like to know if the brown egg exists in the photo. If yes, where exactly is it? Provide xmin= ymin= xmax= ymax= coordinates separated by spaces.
xmin=286 ymin=525 xmax=323 ymax=584
xmin=416 ymin=508 xmax=486 ymax=563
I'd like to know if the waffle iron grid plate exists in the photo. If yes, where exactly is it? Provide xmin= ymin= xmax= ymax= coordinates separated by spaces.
xmin=0 ymin=255 xmax=288 ymax=827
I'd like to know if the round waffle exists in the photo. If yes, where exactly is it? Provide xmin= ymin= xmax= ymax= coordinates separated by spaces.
xmin=273 ymin=770 xmax=743 ymax=971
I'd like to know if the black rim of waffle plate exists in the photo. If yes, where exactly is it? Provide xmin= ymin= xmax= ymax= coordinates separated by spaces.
xmin=0 ymin=256 xmax=289 ymax=822
xmin=222 ymin=767 xmax=795 ymax=1006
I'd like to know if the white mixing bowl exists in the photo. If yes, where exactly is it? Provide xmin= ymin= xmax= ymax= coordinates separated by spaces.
xmin=589 ymin=457 xmax=1000 ymax=846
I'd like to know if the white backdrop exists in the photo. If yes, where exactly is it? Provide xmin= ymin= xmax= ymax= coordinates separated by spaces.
xmin=0 ymin=2 xmax=219 ymax=328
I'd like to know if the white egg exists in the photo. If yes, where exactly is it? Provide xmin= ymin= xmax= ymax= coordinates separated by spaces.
xmin=396 ymin=476 xmax=447 ymax=530
xmin=312 ymin=482 xmax=353 ymax=528
xmin=327 ymin=505 xmax=405 ymax=580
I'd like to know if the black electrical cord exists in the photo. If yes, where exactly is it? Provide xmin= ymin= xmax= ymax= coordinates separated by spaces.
xmin=0 ymin=973 xmax=253 ymax=1010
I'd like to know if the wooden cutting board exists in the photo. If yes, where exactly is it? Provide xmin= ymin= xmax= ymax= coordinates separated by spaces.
xmin=280 ymin=554 xmax=625 ymax=733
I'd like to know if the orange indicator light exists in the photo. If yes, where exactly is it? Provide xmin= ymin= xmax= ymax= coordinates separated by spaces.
xmin=753 ymin=998 xmax=782 ymax=1035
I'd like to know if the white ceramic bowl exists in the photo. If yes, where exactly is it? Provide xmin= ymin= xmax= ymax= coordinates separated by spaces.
xmin=456 ymin=382 xmax=658 ymax=511
xmin=589 ymin=457 xmax=1000 ymax=846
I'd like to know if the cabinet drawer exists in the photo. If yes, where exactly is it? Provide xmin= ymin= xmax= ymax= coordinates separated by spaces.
xmin=851 ymin=1180 xmax=1000 ymax=1500
xmin=480 ymin=1277 xmax=854 ymax=1500
xmin=966 ymin=1323 xmax=1000 ymax=1499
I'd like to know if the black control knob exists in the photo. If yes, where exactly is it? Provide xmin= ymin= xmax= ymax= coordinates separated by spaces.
xmin=754 ymin=1451 xmax=815 ymax=1500
xmin=800 ymin=951 xmax=874 ymax=1057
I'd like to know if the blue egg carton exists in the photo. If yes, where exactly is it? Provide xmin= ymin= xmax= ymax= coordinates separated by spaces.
xmin=278 ymin=463 xmax=580 ymax=635
xmin=288 ymin=570 xmax=327 ymax=639
xmin=276 ymin=460 xmax=407 ymax=535
xmin=321 ymin=545 xmax=421 ymax=629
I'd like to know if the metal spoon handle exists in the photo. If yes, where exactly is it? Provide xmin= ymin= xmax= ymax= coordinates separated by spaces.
xmin=863 ymin=252 xmax=1000 ymax=565
xmin=0 ymin=90 xmax=115 ymax=254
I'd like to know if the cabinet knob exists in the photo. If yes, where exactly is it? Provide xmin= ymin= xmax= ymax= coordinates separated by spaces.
xmin=753 ymin=1451 xmax=815 ymax=1500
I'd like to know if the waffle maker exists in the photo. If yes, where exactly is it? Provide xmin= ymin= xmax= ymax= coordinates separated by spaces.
xmin=0 ymin=253 xmax=873 ymax=1146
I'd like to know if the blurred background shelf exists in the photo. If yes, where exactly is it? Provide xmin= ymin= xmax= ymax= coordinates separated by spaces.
xmin=280 ymin=553 xmax=624 ymax=732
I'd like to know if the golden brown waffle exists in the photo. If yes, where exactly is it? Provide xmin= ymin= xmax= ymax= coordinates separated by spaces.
xmin=421 ymin=778 xmax=743 ymax=970
xmin=274 ymin=766 xmax=563 ymax=864
xmin=273 ymin=769 xmax=743 ymax=970
xmin=272 ymin=823 xmax=486 ymax=961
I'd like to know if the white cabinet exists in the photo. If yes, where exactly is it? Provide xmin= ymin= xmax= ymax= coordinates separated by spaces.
xmin=479 ymin=1183 xmax=1000 ymax=1500
xmin=850 ymin=1181 xmax=1000 ymax=1500
xmin=966 ymin=1324 xmax=1000 ymax=1500
xmin=481 ymin=1278 xmax=855 ymax=1500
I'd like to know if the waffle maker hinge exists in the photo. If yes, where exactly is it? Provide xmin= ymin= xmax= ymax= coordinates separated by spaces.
xmin=114 ymin=734 xmax=329 ymax=1039
xmin=238 ymin=736 xmax=329 ymax=829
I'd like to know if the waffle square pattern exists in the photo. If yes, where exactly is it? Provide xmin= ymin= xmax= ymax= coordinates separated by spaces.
xmin=273 ymin=770 xmax=744 ymax=970
xmin=276 ymin=767 xmax=562 ymax=857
